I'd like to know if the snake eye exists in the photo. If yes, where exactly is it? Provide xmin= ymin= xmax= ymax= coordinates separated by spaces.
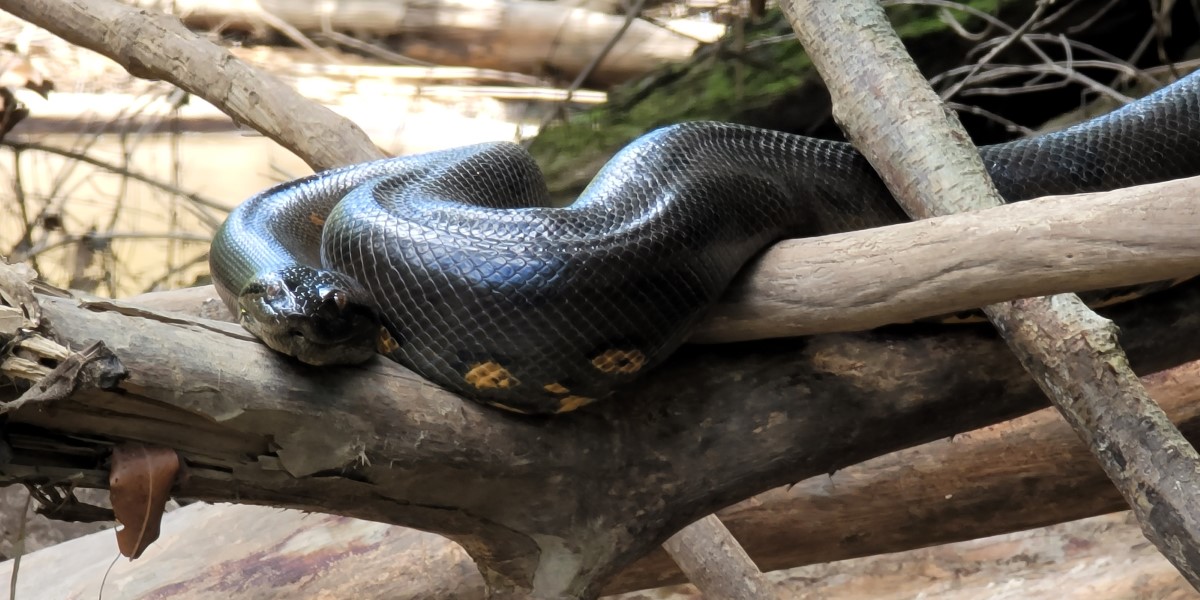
xmin=321 ymin=288 xmax=349 ymax=312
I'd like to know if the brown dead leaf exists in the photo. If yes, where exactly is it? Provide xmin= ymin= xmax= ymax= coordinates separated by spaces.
xmin=109 ymin=443 xmax=181 ymax=559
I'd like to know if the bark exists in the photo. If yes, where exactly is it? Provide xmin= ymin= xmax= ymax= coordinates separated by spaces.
xmin=697 ymin=178 xmax=1200 ymax=342
xmin=783 ymin=0 xmax=1200 ymax=590
xmin=129 ymin=0 xmax=710 ymax=84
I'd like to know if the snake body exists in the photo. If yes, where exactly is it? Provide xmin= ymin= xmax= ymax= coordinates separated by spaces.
xmin=211 ymin=72 xmax=1200 ymax=414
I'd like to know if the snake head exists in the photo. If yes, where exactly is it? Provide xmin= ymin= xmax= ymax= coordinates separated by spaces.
xmin=238 ymin=266 xmax=380 ymax=366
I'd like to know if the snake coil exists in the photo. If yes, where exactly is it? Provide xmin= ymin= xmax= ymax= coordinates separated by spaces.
xmin=211 ymin=72 xmax=1200 ymax=414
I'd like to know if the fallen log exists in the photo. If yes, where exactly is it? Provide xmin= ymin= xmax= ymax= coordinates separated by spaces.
xmin=131 ymin=0 xmax=718 ymax=84
xmin=3 ymin=356 xmax=1196 ymax=597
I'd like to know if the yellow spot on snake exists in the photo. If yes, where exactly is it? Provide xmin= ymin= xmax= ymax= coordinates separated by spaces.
xmin=465 ymin=361 xmax=519 ymax=390
xmin=591 ymin=349 xmax=647 ymax=375
xmin=555 ymin=395 xmax=595 ymax=413
xmin=309 ymin=213 xmax=325 ymax=227
xmin=543 ymin=382 xmax=570 ymax=394
xmin=377 ymin=327 xmax=399 ymax=354
xmin=487 ymin=401 xmax=530 ymax=415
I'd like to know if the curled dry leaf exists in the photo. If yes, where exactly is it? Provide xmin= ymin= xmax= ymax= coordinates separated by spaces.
xmin=109 ymin=443 xmax=182 ymax=559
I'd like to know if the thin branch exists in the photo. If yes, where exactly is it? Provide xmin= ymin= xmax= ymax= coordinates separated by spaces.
xmin=662 ymin=515 xmax=778 ymax=599
xmin=945 ymin=101 xmax=1036 ymax=135
xmin=14 ymin=231 xmax=211 ymax=263
xmin=311 ymin=31 xmax=435 ymax=67
xmin=138 ymin=251 xmax=209 ymax=295
xmin=254 ymin=6 xmax=338 ymax=64
xmin=699 ymin=175 xmax=1200 ymax=342
xmin=939 ymin=0 xmax=1051 ymax=100
xmin=2 ymin=140 xmax=227 ymax=228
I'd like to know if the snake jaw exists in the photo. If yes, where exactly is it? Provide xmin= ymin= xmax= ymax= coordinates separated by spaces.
xmin=238 ymin=267 xmax=380 ymax=366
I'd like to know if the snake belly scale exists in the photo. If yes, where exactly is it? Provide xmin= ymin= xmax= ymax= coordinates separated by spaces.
xmin=210 ymin=72 xmax=1200 ymax=414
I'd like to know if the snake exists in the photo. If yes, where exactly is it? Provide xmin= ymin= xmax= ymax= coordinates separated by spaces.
xmin=210 ymin=71 xmax=1200 ymax=415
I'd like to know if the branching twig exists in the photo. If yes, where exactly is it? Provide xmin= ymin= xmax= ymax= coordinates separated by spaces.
xmin=939 ymin=0 xmax=1051 ymax=100
xmin=2 ymin=141 xmax=227 ymax=228
xmin=13 ymin=231 xmax=210 ymax=263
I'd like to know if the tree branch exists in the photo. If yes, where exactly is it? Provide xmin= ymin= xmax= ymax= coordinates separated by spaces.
xmin=698 ymin=176 xmax=1200 ymax=342
xmin=127 ymin=175 xmax=1200 ymax=346
xmin=662 ymin=515 xmax=777 ymax=599
xmin=783 ymin=0 xmax=1200 ymax=589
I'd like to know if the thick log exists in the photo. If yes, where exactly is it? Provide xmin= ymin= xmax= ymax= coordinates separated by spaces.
xmin=3 ymin=357 xmax=1198 ymax=598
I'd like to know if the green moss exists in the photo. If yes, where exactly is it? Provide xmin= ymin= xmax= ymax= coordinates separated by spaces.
xmin=529 ymin=1 xmax=1017 ymax=195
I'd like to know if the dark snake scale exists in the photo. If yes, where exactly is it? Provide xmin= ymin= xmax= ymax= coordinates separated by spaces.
xmin=210 ymin=72 xmax=1200 ymax=415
